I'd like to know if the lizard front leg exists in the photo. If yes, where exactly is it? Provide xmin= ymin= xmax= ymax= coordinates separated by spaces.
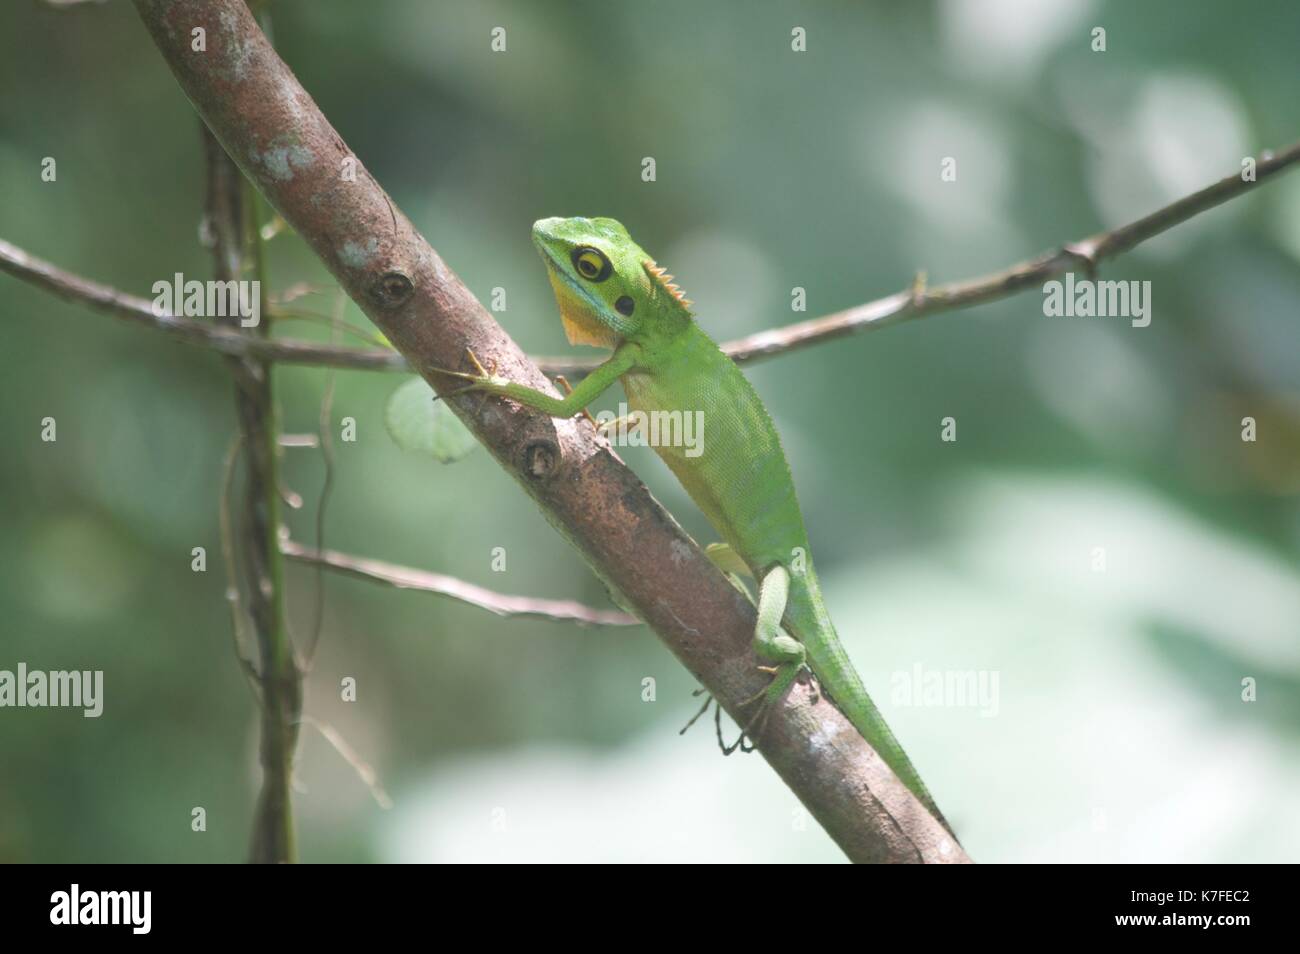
xmin=431 ymin=345 xmax=638 ymax=420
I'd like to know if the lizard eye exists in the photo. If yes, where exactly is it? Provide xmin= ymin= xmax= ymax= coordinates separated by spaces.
xmin=571 ymin=246 xmax=612 ymax=282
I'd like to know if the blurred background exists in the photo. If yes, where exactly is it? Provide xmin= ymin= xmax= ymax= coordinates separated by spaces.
xmin=1 ymin=0 xmax=1297 ymax=863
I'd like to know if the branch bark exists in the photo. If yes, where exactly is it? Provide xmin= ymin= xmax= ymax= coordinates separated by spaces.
xmin=131 ymin=0 xmax=964 ymax=862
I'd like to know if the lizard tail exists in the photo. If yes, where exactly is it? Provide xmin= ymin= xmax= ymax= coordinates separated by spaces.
xmin=785 ymin=577 xmax=954 ymax=835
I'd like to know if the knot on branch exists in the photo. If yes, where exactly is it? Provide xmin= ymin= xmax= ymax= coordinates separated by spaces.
xmin=520 ymin=438 xmax=561 ymax=481
xmin=369 ymin=270 xmax=413 ymax=308
xmin=1062 ymin=241 xmax=1101 ymax=279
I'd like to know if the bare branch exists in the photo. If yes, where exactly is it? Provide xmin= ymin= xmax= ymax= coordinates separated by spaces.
xmin=7 ymin=140 xmax=1296 ymax=384
xmin=282 ymin=540 xmax=640 ymax=627
xmin=202 ymin=124 xmax=302 ymax=865
xmin=300 ymin=716 xmax=393 ymax=811
xmin=217 ymin=432 xmax=262 ymax=695
xmin=0 ymin=237 xmax=409 ymax=371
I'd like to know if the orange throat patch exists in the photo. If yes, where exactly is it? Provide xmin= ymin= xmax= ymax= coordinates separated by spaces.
xmin=548 ymin=270 xmax=620 ymax=348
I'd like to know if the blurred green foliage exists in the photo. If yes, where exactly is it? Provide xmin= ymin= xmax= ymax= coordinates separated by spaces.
xmin=1 ymin=0 xmax=1297 ymax=862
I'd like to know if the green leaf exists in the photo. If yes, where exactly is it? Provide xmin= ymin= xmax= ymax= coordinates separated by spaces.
xmin=384 ymin=376 xmax=478 ymax=463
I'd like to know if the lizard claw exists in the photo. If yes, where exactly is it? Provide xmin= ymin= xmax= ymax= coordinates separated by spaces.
xmin=429 ymin=367 xmax=482 ymax=383
xmin=679 ymin=688 xmax=713 ymax=736
xmin=428 ymin=347 xmax=505 ymax=398
xmin=679 ymin=688 xmax=757 ymax=755
xmin=464 ymin=346 xmax=496 ymax=378
xmin=425 ymin=367 xmax=485 ymax=402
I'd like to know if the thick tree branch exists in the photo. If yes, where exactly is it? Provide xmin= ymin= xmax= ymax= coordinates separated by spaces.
xmin=281 ymin=540 xmax=639 ymax=627
xmin=130 ymin=0 xmax=963 ymax=862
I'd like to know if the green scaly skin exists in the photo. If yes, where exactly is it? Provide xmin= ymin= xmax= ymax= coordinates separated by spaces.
xmin=441 ymin=216 xmax=949 ymax=830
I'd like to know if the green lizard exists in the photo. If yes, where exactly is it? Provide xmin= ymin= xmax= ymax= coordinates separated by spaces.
xmin=439 ymin=216 xmax=949 ymax=828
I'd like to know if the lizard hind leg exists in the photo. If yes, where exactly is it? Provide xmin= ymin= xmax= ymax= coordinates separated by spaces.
xmin=683 ymin=561 xmax=804 ymax=754
xmin=734 ymin=564 xmax=805 ymax=747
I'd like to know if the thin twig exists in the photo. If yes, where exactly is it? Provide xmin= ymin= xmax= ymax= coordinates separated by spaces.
xmin=281 ymin=539 xmax=640 ymax=627
xmin=278 ymin=434 xmax=320 ymax=448
xmin=303 ymin=291 xmax=344 ymax=668
xmin=218 ymin=432 xmax=262 ymax=697
xmin=7 ymin=141 xmax=1298 ymax=379
xmin=300 ymin=716 xmax=393 ymax=810
xmin=203 ymin=121 xmax=302 ymax=865
xmin=267 ymin=305 xmax=391 ymax=349
xmin=0 ymin=237 xmax=408 ymax=370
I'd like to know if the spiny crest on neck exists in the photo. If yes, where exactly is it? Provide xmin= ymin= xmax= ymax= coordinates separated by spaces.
xmin=642 ymin=260 xmax=693 ymax=312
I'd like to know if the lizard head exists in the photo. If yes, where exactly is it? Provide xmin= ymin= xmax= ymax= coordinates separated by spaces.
xmin=532 ymin=216 xmax=690 ymax=349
